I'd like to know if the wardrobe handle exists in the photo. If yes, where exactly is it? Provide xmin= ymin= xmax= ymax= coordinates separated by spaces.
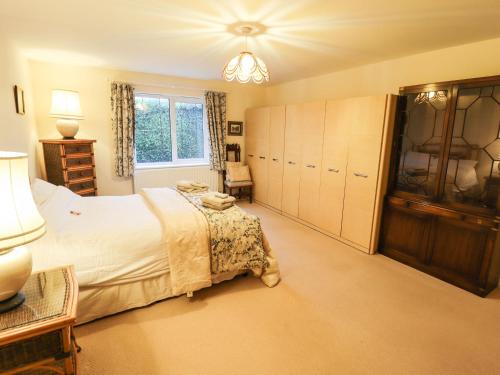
xmin=259 ymin=156 xmax=266 ymax=160
xmin=272 ymin=158 xmax=278 ymax=162
xmin=288 ymin=161 xmax=296 ymax=165
xmin=248 ymin=154 xmax=254 ymax=157
xmin=354 ymin=172 xmax=368 ymax=178
xmin=306 ymin=164 xmax=316 ymax=168
xmin=328 ymin=168 xmax=339 ymax=173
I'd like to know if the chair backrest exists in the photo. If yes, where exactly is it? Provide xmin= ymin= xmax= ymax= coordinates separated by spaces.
xmin=223 ymin=143 xmax=241 ymax=182
xmin=226 ymin=143 xmax=241 ymax=162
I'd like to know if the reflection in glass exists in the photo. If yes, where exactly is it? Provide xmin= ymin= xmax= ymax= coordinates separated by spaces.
xmin=395 ymin=91 xmax=448 ymax=196
xmin=444 ymin=86 xmax=500 ymax=209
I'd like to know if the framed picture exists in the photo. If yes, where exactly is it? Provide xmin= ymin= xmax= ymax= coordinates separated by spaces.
xmin=227 ymin=121 xmax=243 ymax=136
xmin=13 ymin=85 xmax=25 ymax=115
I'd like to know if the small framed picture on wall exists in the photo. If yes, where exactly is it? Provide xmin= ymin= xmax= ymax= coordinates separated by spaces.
xmin=227 ymin=121 xmax=243 ymax=136
xmin=13 ymin=85 xmax=25 ymax=115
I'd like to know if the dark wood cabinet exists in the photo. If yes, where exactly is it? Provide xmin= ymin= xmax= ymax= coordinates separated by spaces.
xmin=40 ymin=139 xmax=98 ymax=196
xmin=379 ymin=76 xmax=500 ymax=296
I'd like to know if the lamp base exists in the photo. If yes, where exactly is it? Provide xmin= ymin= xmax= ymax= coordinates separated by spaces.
xmin=0 ymin=292 xmax=25 ymax=313
xmin=56 ymin=119 xmax=79 ymax=139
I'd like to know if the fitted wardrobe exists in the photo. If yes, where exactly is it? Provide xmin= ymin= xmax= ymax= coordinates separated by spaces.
xmin=245 ymin=95 xmax=397 ymax=253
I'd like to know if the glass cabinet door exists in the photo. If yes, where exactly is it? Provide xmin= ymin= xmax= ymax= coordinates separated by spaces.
xmin=394 ymin=90 xmax=448 ymax=197
xmin=443 ymin=85 xmax=500 ymax=210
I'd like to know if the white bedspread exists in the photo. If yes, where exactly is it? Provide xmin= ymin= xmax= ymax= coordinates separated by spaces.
xmin=140 ymin=188 xmax=212 ymax=295
xmin=29 ymin=186 xmax=168 ymax=287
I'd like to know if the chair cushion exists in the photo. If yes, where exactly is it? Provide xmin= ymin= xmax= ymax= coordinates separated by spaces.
xmin=227 ymin=165 xmax=251 ymax=182
xmin=224 ymin=180 xmax=253 ymax=188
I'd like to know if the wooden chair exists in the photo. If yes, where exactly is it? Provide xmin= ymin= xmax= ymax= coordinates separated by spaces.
xmin=223 ymin=143 xmax=253 ymax=203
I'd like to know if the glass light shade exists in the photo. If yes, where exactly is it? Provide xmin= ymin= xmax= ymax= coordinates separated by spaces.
xmin=222 ymin=51 xmax=269 ymax=84
xmin=50 ymin=89 xmax=84 ymax=119
xmin=0 ymin=152 xmax=46 ymax=251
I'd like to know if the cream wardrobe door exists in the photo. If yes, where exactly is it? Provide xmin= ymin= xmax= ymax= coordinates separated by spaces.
xmin=341 ymin=95 xmax=388 ymax=250
xmin=253 ymin=107 xmax=270 ymax=204
xmin=298 ymin=101 xmax=326 ymax=227
xmin=282 ymin=104 xmax=303 ymax=217
xmin=318 ymin=99 xmax=352 ymax=236
xmin=267 ymin=105 xmax=286 ymax=210
xmin=245 ymin=108 xmax=258 ymax=162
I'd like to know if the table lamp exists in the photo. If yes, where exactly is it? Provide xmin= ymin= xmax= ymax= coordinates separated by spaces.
xmin=0 ymin=152 xmax=46 ymax=312
xmin=50 ymin=89 xmax=84 ymax=139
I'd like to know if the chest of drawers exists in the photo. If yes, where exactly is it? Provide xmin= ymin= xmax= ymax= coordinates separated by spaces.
xmin=40 ymin=139 xmax=97 ymax=196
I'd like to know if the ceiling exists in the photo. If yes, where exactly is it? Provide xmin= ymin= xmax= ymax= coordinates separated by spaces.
xmin=1 ymin=0 xmax=500 ymax=84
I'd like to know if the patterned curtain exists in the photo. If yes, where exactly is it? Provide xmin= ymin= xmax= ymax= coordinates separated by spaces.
xmin=205 ymin=91 xmax=227 ymax=171
xmin=111 ymin=82 xmax=135 ymax=177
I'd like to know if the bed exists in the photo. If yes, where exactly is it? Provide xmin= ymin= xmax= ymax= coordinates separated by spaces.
xmin=28 ymin=179 xmax=280 ymax=324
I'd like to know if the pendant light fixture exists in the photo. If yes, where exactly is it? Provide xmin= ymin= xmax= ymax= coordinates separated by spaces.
xmin=222 ymin=25 xmax=269 ymax=84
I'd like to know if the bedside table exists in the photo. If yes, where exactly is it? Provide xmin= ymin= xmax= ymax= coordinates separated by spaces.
xmin=0 ymin=266 xmax=79 ymax=374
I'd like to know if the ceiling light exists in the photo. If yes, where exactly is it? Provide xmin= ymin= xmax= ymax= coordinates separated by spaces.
xmin=222 ymin=25 xmax=269 ymax=84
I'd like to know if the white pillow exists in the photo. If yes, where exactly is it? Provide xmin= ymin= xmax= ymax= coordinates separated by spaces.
xmin=31 ymin=178 xmax=58 ymax=206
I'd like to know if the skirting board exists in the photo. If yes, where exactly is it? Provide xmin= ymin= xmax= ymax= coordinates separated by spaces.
xmin=253 ymin=200 xmax=371 ymax=255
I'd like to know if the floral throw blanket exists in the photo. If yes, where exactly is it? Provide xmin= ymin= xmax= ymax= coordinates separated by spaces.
xmin=180 ymin=192 xmax=271 ymax=274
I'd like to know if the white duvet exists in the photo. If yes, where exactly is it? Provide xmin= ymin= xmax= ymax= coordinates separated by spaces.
xmin=29 ymin=186 xmax=168 ymax=287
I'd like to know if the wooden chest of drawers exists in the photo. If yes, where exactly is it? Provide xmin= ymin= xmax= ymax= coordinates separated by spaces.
xmin=40 ymin=139 xmax=98 ymax=196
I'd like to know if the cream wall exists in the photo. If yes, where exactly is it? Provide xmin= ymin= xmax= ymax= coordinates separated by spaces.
xmin=0 ymin=37 xmax=39 ymax=176
xmin=30 ymin=61 xmax=265 ymax=195
xmin=265 ymin=37 xmax=500 ymax=105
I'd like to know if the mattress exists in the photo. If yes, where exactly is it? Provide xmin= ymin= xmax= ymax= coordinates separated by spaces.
xmin=29 ymin=186 xmax=168 ymax=287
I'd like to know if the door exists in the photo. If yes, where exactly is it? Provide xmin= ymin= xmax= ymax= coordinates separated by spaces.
xmin=282 ymin=104 xmax=303 ymax=217
xmin=267 ymin=106 xmax=286 ymax=210
xmin=298 ymin=101 xmax=326 ymax=226
xmin=341 ymin=95 xmax=388 ymax=249
xmin=317 ymin=99 xmax=352 ymax=235
xmin=253 ymin=107 xmax=270 ymax=203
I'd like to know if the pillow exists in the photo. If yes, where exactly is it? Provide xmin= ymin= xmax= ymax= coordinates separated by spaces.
xmin=227 ymin=165 xmax=251 ymax=182
xmin=31 ymin=178 xmax=58 ymax=205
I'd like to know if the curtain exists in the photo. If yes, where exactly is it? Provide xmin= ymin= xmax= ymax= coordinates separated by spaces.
xmin=205 ymin=91 xmax=227 ymax=171
xmin=111 ymin=82 xmax=135 ymax=177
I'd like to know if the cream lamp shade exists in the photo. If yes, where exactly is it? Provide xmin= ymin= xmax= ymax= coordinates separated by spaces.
xmin=0 ymin=152 xmax=46 ymax=251
xmin=49 ymin=90 xmax=83 ymax=119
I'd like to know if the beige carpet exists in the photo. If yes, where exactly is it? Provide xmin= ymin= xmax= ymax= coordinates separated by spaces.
xmin=75 ymin=202 xmax=500 ymax=375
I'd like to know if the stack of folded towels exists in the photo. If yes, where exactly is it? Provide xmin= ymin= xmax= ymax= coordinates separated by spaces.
xmin=201 ymin=192 xmax=236 ymax=211
xmin=176 ymin=180 xmax=209 ymax=193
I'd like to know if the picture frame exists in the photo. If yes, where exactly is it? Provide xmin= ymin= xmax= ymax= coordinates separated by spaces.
xmin=13 ymin=85 xmax=25 ymax=115
xmin=227 ymin=121 xmax=243 ymax=136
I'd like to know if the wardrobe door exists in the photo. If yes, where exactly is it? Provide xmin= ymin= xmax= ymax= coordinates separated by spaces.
xmin=341 ymin=95 xmax=388 ymax=250
xmin=298 ymin=101 xmax=326 ymax=226
xmin=253 ymin=107 xmax=270 ymax=204
xmin=318 ymin=99 xmax=352 ymax=235
xmin=267 ymin=106 xmax=286 ymax=210
xmin=245 ymin=108 xmax=258 ymax=162
xmin=282 ymin=104 xmax=303 ymax=217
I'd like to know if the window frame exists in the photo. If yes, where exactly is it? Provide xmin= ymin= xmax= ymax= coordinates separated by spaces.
xmin=134 ymin=93 xmax=209 ymax=169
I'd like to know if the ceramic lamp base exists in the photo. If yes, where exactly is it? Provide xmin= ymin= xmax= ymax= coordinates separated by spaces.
xmin=56 ymin=119 xmax=79 ymax=139
xmin=0 ymin=292 xmax=25 ymax=313
xmin=0 ymin=246 xmax=32 ymax=303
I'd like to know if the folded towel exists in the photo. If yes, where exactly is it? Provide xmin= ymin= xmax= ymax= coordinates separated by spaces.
xmin=201 ymin=193 xmax=236 ymax=206
xmin=176 ymin=180 xmax=209 ymax=193
xmin=202 ymin=201 xmax=234 ymax=211
xmin=214 ymin=192 xmax=229 ymax=199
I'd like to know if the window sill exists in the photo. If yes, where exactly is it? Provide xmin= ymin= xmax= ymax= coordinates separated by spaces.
xmin=135 ymin=163 xmax=210 ymax=170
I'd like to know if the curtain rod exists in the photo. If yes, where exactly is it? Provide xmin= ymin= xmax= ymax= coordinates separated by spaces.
xmin=109 ymin=79 xmax=228 ymax=93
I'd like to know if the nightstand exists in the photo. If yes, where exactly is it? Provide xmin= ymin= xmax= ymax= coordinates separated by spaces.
xmin=40 ymin=139 xmax=97 ymax=196
xmin=0 ymin=266 xmax=79 ymax=374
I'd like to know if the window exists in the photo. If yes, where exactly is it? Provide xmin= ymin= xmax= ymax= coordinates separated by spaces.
xmin=134 ymin=94 xmax=208 ymax=167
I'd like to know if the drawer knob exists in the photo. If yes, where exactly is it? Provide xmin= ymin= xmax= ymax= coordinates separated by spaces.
xmin=354 ymin=172 xmax=368 ymax=178
xmin=259 ymin=156 xmax=266 ymax=159
xmin=248 ymin=154 xmax=254 ymax=157
xmin=328 ymin=168 xmax=339 ymax=173
xmin=288 ymin=161 xmax=296 ymax=165
xmin=272 ymin=158 xmax=278 ymax=162
xmin=306 ymin=164 xmax=316 ymax=168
